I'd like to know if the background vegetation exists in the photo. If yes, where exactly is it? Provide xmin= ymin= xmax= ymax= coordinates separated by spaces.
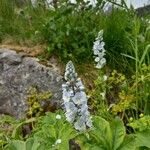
xmin=0 ymin=0 xmax=150 ymax=149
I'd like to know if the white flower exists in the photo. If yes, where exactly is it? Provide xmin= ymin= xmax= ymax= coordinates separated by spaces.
xmin=65 ymin=102 xmax=77 ymax=123
xmin=62 ymin=61 xmax=92 ymax=131
xmin=52 ymin=139 xmax=62 ymax=147
xmin=76 ymin=79 xmax=85 ymax=90
xmin=55 ymin=139 xmax=62 ymax=145
xmin=92 ymin=30 xmax=106 ymax=69
xmin=72 ymin=91 xmax=87 ymax=105
xmin=56 ymin=115 xmax=61 ymax=120
xmin=86 ymin=117 xmax=93 ymax=127
xmin=100 ymin=58 xmax=106 ymax=64
xmin=95 ymin=57 xmax=100 ymax=62
xmin=74 ymin=117 xmax=86 ymax=131
xmin=95 ymin=58 xmax=106 ymax=69
xmin=94 ymin=49 xmax=99 ymax=55
xmin=69 ymin=0 xmax=77 ymax=4
xmin=100 ymin=92 xmax=105 ymax=99
xmin=31 ymin=0 xmax=37 ymax=7
xmin=96 ymin=62 xmax=102 ymax=69
xmin=103 ymin=75 xmax=107 ymax=81
xmin=62 ymin=89 xmax=71 ymax=103
xmin=66 ymin=111 xmax=76 ymax=123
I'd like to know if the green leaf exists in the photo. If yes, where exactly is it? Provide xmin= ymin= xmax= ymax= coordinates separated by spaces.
xmin=121 ymin=53 xmax=136 ymax=61
xmin=111 ymin=118 xmax=126 ymax=150
xmin=31 ymin=112 xmax=76 ymax=150
xmin=76 ymin=133 xmax=104 ymax=150
xmin=4 ymin=138 xmax=40 ymax=150
xmin=90 ymin=116 xmax=112 ymax=149
xmin=136 ymin=129 xmax=150 ymax=148
xmin=118 ymin=135 xmax=136 ymax=150
xmin=4 ymin=140 xmax=26 ymax=150
xmin=26 ymin=138 xmax=40 ymax=150
xmin=139 ymin=44 xmax=150 ymax=66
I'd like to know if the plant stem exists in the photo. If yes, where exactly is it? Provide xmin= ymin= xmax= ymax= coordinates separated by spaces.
xmin=135 ymin=26 xmax=139 ymax=119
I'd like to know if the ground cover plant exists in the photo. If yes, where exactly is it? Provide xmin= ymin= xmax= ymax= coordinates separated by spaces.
xmin=0 ymin=0 xmax=150 ymax=150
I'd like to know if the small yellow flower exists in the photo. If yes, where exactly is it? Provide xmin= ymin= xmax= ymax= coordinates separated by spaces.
xmin=129 ymin=117 xmax=133 ymax=122
xmin=139 ymin=113 xmax=144 ymax=118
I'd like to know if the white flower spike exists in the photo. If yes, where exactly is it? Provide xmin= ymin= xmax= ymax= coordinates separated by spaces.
xmin=62 ymin=61 xmax=92 ymax=131
xmin=93 ymin=30 xmax=106 ymax=69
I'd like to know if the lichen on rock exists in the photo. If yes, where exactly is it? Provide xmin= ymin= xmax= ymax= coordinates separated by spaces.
xmin=0 ymin=48 xmax=62 ymax=118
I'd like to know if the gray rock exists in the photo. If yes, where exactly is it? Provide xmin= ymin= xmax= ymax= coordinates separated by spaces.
xmin=136 ymin=4 xmax=150 ymax=16
xmin=0 ymin=48 xmax=63 ymax=118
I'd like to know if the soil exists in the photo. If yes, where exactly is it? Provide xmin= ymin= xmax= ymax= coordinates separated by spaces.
xmin=0 ymin=43 xmax=45 ymax=57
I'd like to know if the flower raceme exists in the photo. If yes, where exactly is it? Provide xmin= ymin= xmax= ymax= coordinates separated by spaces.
xmin=93 ymin=30 xmax=106 ymax=69
xmin=62 ymin=61 xmax=92 ymax=131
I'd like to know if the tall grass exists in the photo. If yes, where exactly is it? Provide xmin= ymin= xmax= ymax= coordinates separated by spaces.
xmin=0 ymin=0 xmax=149 ymax=74
xmin=0 ymin=0 xmax=50 ymax=44
xmin=0 ymin=0 xmax=15 ymax=39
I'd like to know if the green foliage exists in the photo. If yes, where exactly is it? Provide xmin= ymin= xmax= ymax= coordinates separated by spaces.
xmin=103 ymin=10 xmax=150 ymax=73
xmin=4 ymin=138 xmax=40 ymax=150
xmin=89 ymin=63 xmax=149 ymax=133
xmin=91 ymin=64 xmax=150 ymax=119
xmin=0 ymin=115 xmax=36 ymax=149
xmin=76 ymin=116 xmax=150 ymax=150
xmin=102 ymin=9 xmax=132 ymax=72
xmin=0 ymin=0 xmax=149 ymax=73
xmin=26 ymin=87 xmax=52 ymax=117
xmin=121 ymin=16 xmax=150 ymax=74
xmin=42 ymin=3 xmax=102 ymax=62
xmin=107 ymin=70 xmax=136 ymax=115
xmin=0 ymin=1 xmax=150 ymax=150
xmin=1 ymin=112 xmax=77 ymax=150
xmin=76 ymin=116 xmax=136 ymax=150
xmin=89 ymin=71 xmax=111 ymax=119
xmin=0 ymin=0 xmax=50 ymax=43
xmin=0 ymin=115 xmax=18 ymax=148
xmin=135 ymin=129 xmax=150 ymax=149
xmin=128 ymin=115 xmax=150 ymax=132
xmin=1 ymin=113 xmax=150 ymax=150
xmin=30 ymin=112 xmax=77 ymax=150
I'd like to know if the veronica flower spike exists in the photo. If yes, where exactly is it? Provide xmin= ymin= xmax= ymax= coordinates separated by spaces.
xmin=62 ymin=61 xmax=92 ymax=131
xmin=93 ymin=30 xmax=106 ymax=69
